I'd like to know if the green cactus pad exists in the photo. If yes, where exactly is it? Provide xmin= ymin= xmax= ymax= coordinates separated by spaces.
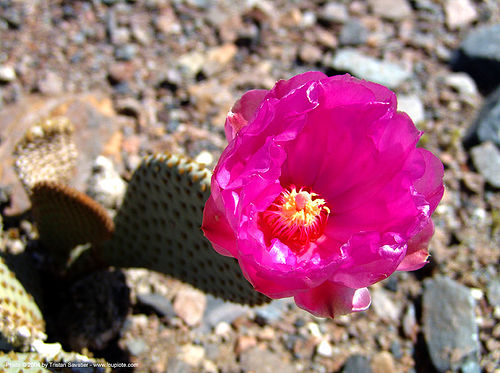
xmin=30 ymin=181 xmax=115 ymax=269
xmin=0 ymin=256 xmax=45 ymax=351
xmin=13 ymin=117 xmax=77 ymax=194
xmin=99 ymin=153 xmax=270 ymax=306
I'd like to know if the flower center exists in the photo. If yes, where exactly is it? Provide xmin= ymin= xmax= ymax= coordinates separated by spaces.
xmin=260 ymin=186 xmax=330 ymax=249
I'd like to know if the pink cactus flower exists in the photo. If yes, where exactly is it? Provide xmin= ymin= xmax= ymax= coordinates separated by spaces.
xmin=202 ymin=72 xmax=444 ymax=318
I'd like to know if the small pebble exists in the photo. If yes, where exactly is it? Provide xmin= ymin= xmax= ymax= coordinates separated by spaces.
xmin=316 ymin=340 xmax=333 ymax=357
xmin=371 ymin=287 xmax=400 ymax=322
xmin=126 ymin=338 xmax=148 ymax=355
xmin=368 ymin=0 xmax=412 ymax=20
xmin=173 ymin=288 xmax=207 ymax=327
xmin=0 ymin=65 xmax=16 ymax=82
xmin=444 ymin=72 xmax=478 ymax=97
xmin=444 ymin=0 xmax=477 ymax=29
xmin=214 ymin=322 xmax=231 ymax=337
xmin=307 ymin=322 xmax=322 ymax=339
xmin=195 ymin=151 xmax=214 ymax=166
xmin=178 ymin=344 xmax=205 ymax=367
xmin=320 ymin=3 xmax=348 ymax=23
xmin=87 ymin=155 xmax=127 ymax=209
xmin=371 ymin=351 xmax=397 ymax=373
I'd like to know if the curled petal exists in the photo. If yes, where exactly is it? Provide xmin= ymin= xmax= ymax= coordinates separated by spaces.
xmin=330 ymin=232 xmax=407 ymax=289
xmin=318 ymin=74 xmax=396 ymax=110
xmin=413 ymin=149 xmax=445 ymax=214
xmin=237 ymin=233 xmax=344 ymax=298
xmin=294 ymin=281 xmax=371 ymax=318
xmin=225 ymin=89 xmax=267 ymax=142
xmin=269 ymin=71 xmax=328 ymax=99
xmin=397 ymin=220 xmax=434 ymax=271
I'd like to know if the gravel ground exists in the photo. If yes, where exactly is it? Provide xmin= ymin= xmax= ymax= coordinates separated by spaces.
xmin=0 ymin=0 xmax=499 ymax=372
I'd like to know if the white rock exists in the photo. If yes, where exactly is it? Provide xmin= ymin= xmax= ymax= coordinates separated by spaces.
xmin=321 ymin=3 xmax=348 ymax=23
xmin=214 ymin=321 xmax=231 ymax=337
xmin=316 ymin=340 xmax=334 ymax=357
xmin=300 ymin=11 xmax=317 ymax=28
xmin=0 ymin=65 xmax=16 ymax=82
xmin=178 ymin=52 xmax=205 ymax=79
xmin=178 ymin=344 xmax=205 ymax=366
xmin=470 ymin=288 xmax=484 ymax=300
xmin=195 ymin=151 xmax=214 ymax=166
xmin=398 ymin=95 xmax=425 ymax=124
xmin=87 ymin=156 xmax=127 ymax=209
xmin=368 ymin=0 xmax=412 ymax=21
xmin=444 ymin=72 xmax=478 ymax=97
xmin=32 ymin=340 xmax=62 ymax=359
xmin=307 ymin=322 xmax=322 ymax=338
xmin=203 ymin=360 xmax=218 ymax=373
xmin=445 ymin=0 xmax=477 ymax=29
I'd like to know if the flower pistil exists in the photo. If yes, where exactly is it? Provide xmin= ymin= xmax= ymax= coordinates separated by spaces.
xmin=260 ymin=186 xmax=330 ymax=249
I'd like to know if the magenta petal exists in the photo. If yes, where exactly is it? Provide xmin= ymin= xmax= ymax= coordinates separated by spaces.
xmin=202 ymin=195 xmax=237 ymax=257
xmin=270 ymin=71 xmax=328 ymax=99
xmin=225 ymin=89 xmax=268 ymax=142
xmin=330 ymin=232 xmax=407 ymax=288
xmin=397 ymin=220 xmax=434 ymax=271
xmin=294 ymin=282 xmax=371 ymax=318
xmin=236 ymin=233 xmax=344 ymax=298
xmin=413 ymin=149 xmax=445 ymax=214
xmin=318 ymin=74 xmax=396 ymax=110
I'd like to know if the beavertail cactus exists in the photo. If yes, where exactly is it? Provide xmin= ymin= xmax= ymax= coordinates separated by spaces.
xmin=0 ymin=256 xmax=45 ymax=351
xmin=12 ymin=118 xmax=268 ymax=305
xmin=31 ymin=181 xmax=115 ymax=270
xmin=13 ymin=117 xmax=77 ymax=193
xmin=99 ymin=153 xmax=270 ymax=305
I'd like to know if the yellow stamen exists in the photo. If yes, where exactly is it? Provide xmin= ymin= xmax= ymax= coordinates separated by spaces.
xmin=260 ymin=186 xmax=330 ymax=249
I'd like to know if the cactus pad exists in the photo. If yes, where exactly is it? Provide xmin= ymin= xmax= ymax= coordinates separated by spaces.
xmin=30 ymin=181 xmax=115 ymax=264
xmin=0 ymin=256 xmax=45 ymax=351
xmin=100 ymin=154 xmax=270 ymax=306
xmin=13 ymin=117 xmax=77 ymax=193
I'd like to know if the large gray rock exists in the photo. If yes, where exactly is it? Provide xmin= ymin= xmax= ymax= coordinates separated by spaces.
xmin=470 ymin=142 xmax=500 ymax=188
xmin=487 ymin=279 xmax=500 ymax=307
xmin=329 ymin=49 xmax=411 ymax=89
xmin=202 ymin=295 xmax=250 ymax=330
xmin=454 ymin=23 xmax=500 ymax=93
xmin=464 ymin=87 xmax=500 ymax=148
xmin=342 ymin=354 xmax=372 ymax=373
xmin=423 ymin=276 xmax=480 ymax=372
